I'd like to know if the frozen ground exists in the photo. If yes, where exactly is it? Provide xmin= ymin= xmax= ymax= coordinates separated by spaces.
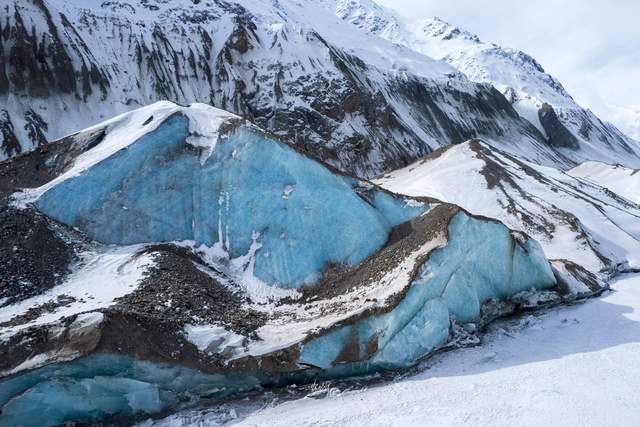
xmin=147 ymin=273 xmax=640 ymax=426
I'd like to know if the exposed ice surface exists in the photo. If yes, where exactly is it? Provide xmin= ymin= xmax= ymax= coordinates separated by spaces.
xmin=300 ymin=211 xmax=556 ymax=369
xmin=30 ymin=105 xmax=426 ymax=288
xmin=1 ymin=105 xmax=563 ymax=426
xmin=0 ymin=354 xmax=262 ymax=427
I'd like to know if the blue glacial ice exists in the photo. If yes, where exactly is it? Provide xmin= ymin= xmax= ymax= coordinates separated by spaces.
xmin=35 ymin=114 xmax=426 ymax=288
xmin=299 ymin=211 xmax=556 ymax=370
xmin=0 ymin=354 xmax=262 ymax=427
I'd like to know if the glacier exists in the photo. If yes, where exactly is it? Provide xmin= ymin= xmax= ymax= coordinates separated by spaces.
xmin=32 ymin=106 xmax=426 ymax=288
xmin=0 ymin=103 xmax=593 ymax=426
xmin=0 ymin=354 xmax=263 ymax=427
xmin=300 ymin=211 xmax=555 ymax=370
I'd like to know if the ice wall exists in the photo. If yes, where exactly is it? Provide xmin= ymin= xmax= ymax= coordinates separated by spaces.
xmin=0 ymin=354 xmax=262 ymax=427
xmin=300 ymin=211 xmax=556 ymax=369
xmin=34 ymin=114 xmax=426 ymax=288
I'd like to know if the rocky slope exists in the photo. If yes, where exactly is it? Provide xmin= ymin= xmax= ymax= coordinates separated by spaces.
xmin=336 ymin=0 xmax=640 ymax=168
xmin=0 ymin=0 xmax=608 ymax=176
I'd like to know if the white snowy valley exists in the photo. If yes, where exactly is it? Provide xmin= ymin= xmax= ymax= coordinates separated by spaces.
xmin=1 ymin=0 xmax=640 ymax=426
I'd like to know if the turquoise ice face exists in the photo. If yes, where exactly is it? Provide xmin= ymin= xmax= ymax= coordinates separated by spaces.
xmin=300 ymin=211 xmax=556 ymax=370
xmin=35 ymin=114 xmax=426 ymax=288
xmin=0 ymin=354 xmax=262 ymax=427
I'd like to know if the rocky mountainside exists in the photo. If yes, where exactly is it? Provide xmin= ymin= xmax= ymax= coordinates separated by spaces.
xmin=336 ymin=0 xmax=640 ymax=168
xmin=4 ymin=0 xmax=636 ymax=176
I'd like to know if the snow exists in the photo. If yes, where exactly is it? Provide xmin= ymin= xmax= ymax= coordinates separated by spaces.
xmin=183 ymin=324 xmax=246 ymax=357
xmin=0 ymin=245 xmax=153 ymax=341
xmin=240 ymin=235 xmax=447 ymax=359
xmin=550 ymin=260 xmax=598 ymax=298
xmin=569 ymin=161 xmax=640 ymax=205
xmin=299 ymin=211 xmax=555 ymax=370
xmin=184 ymin=103 xmax=242 ymax=164
xmin=152 ymin=273 xmax=640 ymax=427
xmin=336 ymin=1 xmax=640 ymax=169
xmin=375 ymin=140 xmax=640 ymax=274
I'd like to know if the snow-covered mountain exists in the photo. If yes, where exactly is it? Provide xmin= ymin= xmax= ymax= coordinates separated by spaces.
xmin=1 ymin=1 xmax=638 ymax=425
xmin=0 ymin=0 xmax=553 ymax=176
xmin=2 ymin=0 xmax=639 ymax=175
xmin=0 ymin=102 xmax=594 ymax=425
xmin=336 ymin=0 xmax=640 ymax=168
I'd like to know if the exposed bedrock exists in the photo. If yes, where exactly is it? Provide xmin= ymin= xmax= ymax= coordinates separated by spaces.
xmin=538 ymin=103 xmax=580 ymax=149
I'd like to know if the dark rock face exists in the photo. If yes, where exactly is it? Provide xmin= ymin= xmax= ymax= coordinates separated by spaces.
xmin=538 ymin=103 xmax=580 ymax=149
xmin=0 ymin=207 xmax=77 ymax=307
xmin=0 ymin=111 xmax=21 ymax=158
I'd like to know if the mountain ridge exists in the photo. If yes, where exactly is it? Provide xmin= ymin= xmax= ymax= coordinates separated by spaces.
xmin=2 ymin=0 xmax=638 ymax=176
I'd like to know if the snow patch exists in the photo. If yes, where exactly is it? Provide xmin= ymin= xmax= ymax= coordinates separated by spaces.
xmin=0 ymin=246 xmax=154 ymax=341
xmin=183 ymin=103 xmax=241 ymax=164
xmin=184 ymin=324 xmax=246 ymax=357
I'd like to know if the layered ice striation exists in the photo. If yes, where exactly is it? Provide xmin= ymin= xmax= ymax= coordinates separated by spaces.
xmin=300 ymin=211 xmax=556 ymax=369
xmin=33 ymin=109 xmax=426 ymax=288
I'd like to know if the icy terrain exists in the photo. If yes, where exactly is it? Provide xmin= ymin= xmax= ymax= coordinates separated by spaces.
xmin=1 ymin=1 xmax=638 ymax=424
xmin=145 ymin=273 xmax=640 ymax=427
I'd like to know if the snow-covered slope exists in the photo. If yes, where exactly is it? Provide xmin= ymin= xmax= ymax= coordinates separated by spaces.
xmin=375 ymin=140 xmax=640 ymax=275
xmin=569 ymin=161 xmax=640 ymax=205
xmin=0 ymin=0 xmax=553 ymax=176
xmin=1 ymin=103 xmax=586 ymax=425
xmin=154 ymin=273 xmax=640 ymax=427
xmin=336 ymin=0 xmax=640 ymax=169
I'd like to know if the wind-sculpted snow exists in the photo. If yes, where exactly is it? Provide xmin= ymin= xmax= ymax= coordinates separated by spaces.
xmin=30 ymin=103 xmax=425 ymax=289
xmin=300 ymin=211 xmax=555 ymax=370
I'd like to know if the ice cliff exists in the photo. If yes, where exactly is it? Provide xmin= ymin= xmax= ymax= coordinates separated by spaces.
xmin=0 ymin=103 xmax=597 ymax=426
